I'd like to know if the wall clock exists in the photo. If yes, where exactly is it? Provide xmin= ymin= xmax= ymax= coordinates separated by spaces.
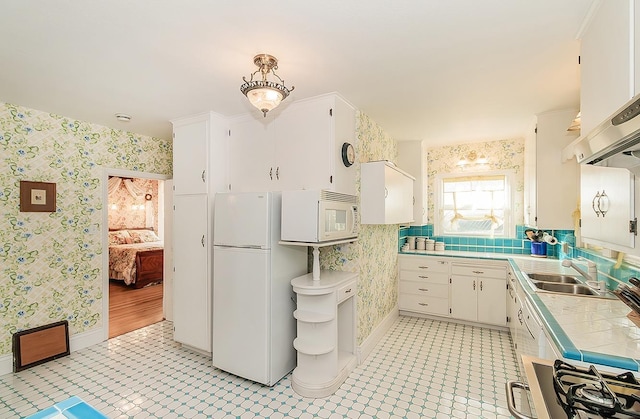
xmin=341 ymin=142 xmax=355 ymax=167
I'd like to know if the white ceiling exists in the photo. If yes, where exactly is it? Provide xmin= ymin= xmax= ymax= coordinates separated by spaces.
xmin=0 ymin=1 xmax=595 ymax=145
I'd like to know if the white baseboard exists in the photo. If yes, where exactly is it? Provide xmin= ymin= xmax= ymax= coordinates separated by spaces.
xmin=0 ymin=354 xmax=12 ymax=377
xmin=357 ymin=305 xmax=399 ymax=365
xmin=0 ymin=326 xmax=105 ymax=377
xmin=69 ymin=327 xmax=105 ymax=353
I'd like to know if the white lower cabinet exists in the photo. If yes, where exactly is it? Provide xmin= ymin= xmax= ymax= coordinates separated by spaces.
xmin=507 ymin=268 xmax=519 ymax=338
xmin=399 ymin=256 xmax=508 ymax=327
xmin=290 ymin=271 xmax=358 ymax=398
xmin=450 ymin=264 xmax=507 ymax=326
xmin=398 ymin=256 xmax=450 ymax=317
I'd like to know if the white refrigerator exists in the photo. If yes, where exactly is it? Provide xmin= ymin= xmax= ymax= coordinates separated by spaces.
xmin=213 ymin=192 xmax=307 ymax=385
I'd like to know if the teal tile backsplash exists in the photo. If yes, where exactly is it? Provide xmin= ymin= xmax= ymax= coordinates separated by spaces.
xmin=398 ymin=224 xmax=640 ymax=286
xmin=399 ymin=224 xmax=572 ymax=258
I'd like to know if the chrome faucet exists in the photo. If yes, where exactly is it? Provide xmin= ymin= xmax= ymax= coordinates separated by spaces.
xmin=561 ymin=257 xmax=602 ymax=289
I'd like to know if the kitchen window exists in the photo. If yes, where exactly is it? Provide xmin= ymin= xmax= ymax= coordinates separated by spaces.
xmin=435 ymin=171 xmax=514 ymax=237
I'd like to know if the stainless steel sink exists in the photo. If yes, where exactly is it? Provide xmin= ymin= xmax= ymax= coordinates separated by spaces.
xmin=525 ymin=273 xmax=580 ymax=284
xmin=532 ymin=282 xmax=597 ymax=296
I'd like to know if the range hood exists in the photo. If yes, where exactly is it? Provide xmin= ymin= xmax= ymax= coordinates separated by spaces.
xmin=565 ymin=94 xmax=640 ymax=175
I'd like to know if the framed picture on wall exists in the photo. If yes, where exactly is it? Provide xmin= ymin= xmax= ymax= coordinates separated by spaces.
xmin=20 ymin=181 xmax=56 ymax=212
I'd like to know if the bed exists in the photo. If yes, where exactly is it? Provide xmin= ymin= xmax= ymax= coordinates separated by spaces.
xmin=108 ymin=228 xmax=164 ymax=289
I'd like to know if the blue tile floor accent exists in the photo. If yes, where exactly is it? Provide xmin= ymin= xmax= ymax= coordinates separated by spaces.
xmin=0 ymin=318 xmax=516 ymax=418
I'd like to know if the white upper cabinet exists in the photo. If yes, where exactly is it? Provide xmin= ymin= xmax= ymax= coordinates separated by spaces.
xmin=360 ymin=160 xmax=415 ymax=225
xmin=273 ymin=97 xmax=333 ymax=191
xmin=636 ymin=1 xmax=640 ymax=96
xmin=397 ymin=141 xmax=428 ymax=226
xmin=172 ymin=112 xmax=229 ymax=196
xmin=580 ymin=164 xmax=635 ymax=249
xmin=172 ymin=115 xmax=209 ymax=195
xmin=524 ymin=109 xmax=579 ymax=229
xmin=227 ymin=93 xmax=357 ymax=195
xmin=580 ymin=0 xmax=636 ymax=135
xmin=228 ymin=115 xmax=274 ymax=193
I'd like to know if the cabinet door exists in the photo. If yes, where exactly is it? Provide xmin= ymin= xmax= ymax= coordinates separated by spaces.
xmin=228 ymin=117 xmax=275 ymax=192
xmin=397 ymin=141 xmax=428 ymax=225
xmin=173 ymin=194 xmax=210 ymax=352
xmin=173 ymin=120 xmax=208 ymax=195
xmin=580 ymin=164 xmax=602 ymax=241
xmin=580 ymin=0 xmax=633 ymax=135
xmin=534 ymin=110 xmax=579 ymax=229
xmin=450 ymin=275 xmax=477 ymax=322
xmin=636 ymin=0 xmax=640 ymax=97
xmin=478 ymin=277 xmax=507 ymax=326
xmin=385 ymin=164 xmax=414 ymax=224
xmin=600 ymin=166 xmax=635 ymax=248
xmin=581 ymin=164 xmax=635 ymax=248
xmin=361 ymin=161 xmax=414 ymax=225
xmin=507 ymin=285 xmax=518 ymax=338
xmin=273 ymin=98 xmax=333 ymax=191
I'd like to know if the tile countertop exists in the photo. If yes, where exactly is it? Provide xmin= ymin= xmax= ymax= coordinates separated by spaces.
xmin=399 ymin=249 xmax=640 ymax=372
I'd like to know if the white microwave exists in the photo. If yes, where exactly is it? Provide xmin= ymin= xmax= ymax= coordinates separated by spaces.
xmin=281 ymin=190 xmax=358 ymax=243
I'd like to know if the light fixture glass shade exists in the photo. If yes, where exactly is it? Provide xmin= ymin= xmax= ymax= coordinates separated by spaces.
xmin=240 ymin=54 xmax=294 ymax=117
xmin=245 ymin=86 xmax=284 ymax=115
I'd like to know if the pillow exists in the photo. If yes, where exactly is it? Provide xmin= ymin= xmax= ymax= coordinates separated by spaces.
xmin=108 ymin=230 xmax=132 ymax=245
xmin=129 ymin=229 xmax=160 ymax=243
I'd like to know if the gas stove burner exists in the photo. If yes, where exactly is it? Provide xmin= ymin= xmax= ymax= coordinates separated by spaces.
xmin=574 ymin=384 xmax=616 ymax=408
xmin=553 ymin=360 xmax=640 ymax=418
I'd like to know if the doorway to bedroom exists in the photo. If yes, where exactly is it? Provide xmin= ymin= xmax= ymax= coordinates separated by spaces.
xmin=103 ymin=169 xmax=171 ymax=339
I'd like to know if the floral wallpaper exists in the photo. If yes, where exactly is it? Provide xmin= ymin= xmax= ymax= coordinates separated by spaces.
xmin=108 ymin=178 xmax=159 ymax=232
xmin=426 ymin=138 xmax=525 ymax=226
xmin=0 ymin=102 xmax=172 ymax=357
xmin=320 ymin=112 xmax=399 ymax=345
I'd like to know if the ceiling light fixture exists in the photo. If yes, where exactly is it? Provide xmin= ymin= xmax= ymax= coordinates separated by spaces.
xmin=240 ymin=54 xmax=294 ymax=117
xmin=115 ymin=113 xmax=131 ymax=122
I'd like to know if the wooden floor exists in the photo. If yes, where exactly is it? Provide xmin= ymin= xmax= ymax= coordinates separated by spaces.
xmin=109 ymin=280 xmax=164 ymax=338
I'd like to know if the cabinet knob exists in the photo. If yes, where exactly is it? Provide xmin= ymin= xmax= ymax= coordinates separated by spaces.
xmin=276 ymin=166 xmax=280 ymax=180
xmin=418 ymin=303 xmax=428 ymax=306
xmin=473 ymin=280 xmax=476 ymax=290
xmin=418 ymin=275 xmax=428 ymax=279
xmin=269 ymin=167 xmax=273 ymax=180
xmin=384 ymin=187 xmax=388 ymax=198
xmin=201 ymin=170 xmax=206 ymax=183
xmin=418 ymin=266 xmax=429 ymax=269
xmin=418 ymin=288 xmax=429 ymax=292
xmin=480 ymin=280 xmax=483 ymax=291
xmin=345 ymin=288 xmax=352 ymax=293
xmin=472 ymin=270 xmax=484 ymax=274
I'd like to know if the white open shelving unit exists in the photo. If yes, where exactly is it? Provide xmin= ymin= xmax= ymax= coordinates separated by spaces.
xmin=290 ymin=269 xmax=358 ymax=398
xmin=280 ymin=238 xmax=359 ymax=397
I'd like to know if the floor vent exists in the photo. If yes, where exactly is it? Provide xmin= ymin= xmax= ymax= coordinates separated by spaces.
xmin=13 ymin=320 xmax=70 ymax=372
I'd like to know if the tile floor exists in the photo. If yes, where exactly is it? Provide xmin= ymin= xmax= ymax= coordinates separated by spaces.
xmin=0 ymin=316 xmax=519 ymax=418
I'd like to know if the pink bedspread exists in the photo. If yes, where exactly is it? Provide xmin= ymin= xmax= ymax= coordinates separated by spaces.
xmin=109 ymin=242 xmax=163 ymax=285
